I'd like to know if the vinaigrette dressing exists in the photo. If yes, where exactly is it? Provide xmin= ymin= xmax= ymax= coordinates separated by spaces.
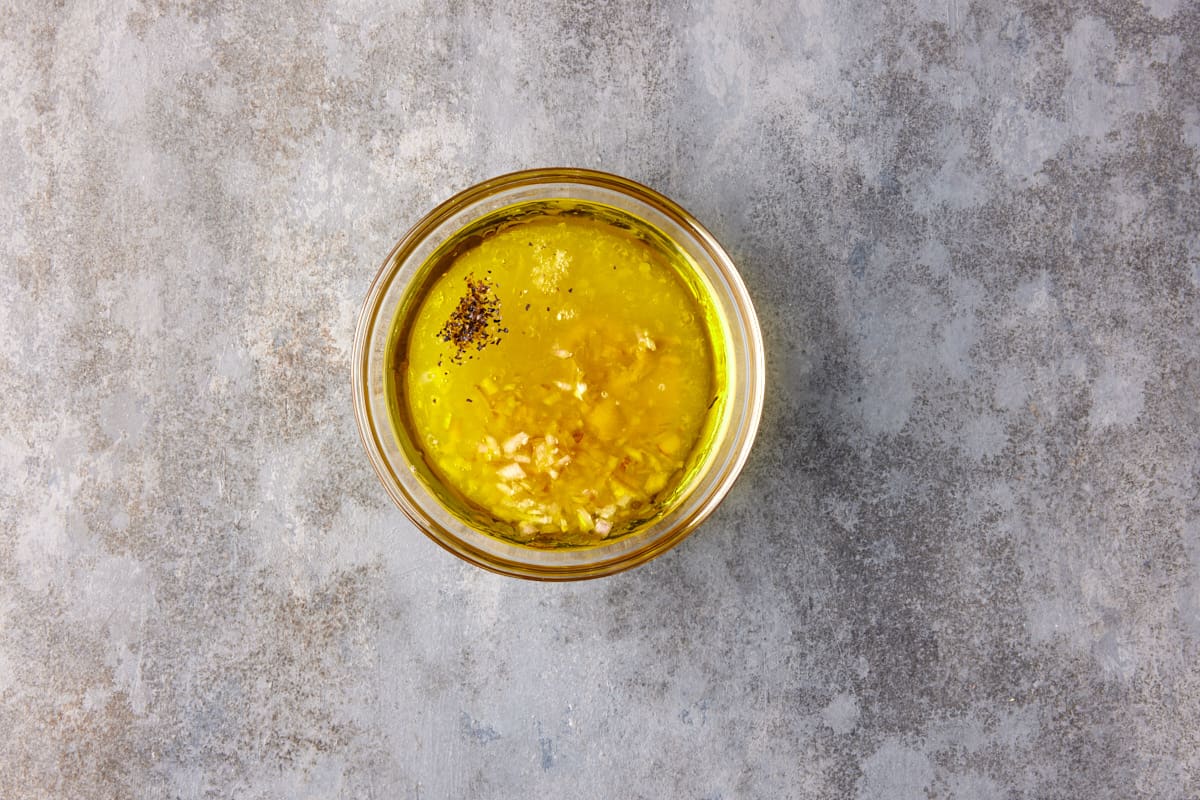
xmin=388 ymin=200 xmax=724 ymax=547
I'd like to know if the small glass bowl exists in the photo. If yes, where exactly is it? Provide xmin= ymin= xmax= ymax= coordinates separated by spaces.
xmin=352 ymin=168 xmax=764 ymax=580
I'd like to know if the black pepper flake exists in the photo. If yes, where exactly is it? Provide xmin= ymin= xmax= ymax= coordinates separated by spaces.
xmin=437 ymin=274 xmax=504 ymax=365
xmin=524 ymin=303 xmax=530 ymax=311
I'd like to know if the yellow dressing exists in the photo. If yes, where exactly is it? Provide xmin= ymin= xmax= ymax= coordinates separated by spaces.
xmin=389 ymin=200 xmax=721 ymax=547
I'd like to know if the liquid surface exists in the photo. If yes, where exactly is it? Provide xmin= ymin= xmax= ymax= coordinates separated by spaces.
xmin=396 ymin=202 xmax=717 ymax=546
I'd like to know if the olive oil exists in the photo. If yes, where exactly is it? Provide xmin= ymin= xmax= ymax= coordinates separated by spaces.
xmin=386 ymin=199 xmax=726 ymax=547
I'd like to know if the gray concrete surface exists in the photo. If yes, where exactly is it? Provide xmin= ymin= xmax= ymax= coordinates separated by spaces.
xmin=1 ymin=1 xmax=1198 ymax=797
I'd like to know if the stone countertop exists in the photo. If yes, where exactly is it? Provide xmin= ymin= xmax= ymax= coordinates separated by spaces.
xmin=2 ymin=2 xmax=1198 ymax=798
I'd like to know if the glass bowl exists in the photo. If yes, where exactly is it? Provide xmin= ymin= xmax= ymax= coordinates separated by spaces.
xmin=352 ymin=168 xmax=764 ymax=580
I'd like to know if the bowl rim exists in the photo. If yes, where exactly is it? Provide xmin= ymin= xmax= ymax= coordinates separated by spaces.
xmin=352 ymin=167 xmax=765 ymax=580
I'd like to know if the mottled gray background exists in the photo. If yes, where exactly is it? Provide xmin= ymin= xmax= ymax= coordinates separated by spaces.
xmin=1 ymin=0 xmax=1198 ymax=797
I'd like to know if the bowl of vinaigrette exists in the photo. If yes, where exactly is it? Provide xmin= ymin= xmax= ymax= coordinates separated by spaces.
xmin=352 ymin=168 xmax=764 ymax=579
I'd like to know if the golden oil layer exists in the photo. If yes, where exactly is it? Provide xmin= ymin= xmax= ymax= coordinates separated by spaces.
xmin=389 ymin=200 xmax=724 ymax=547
